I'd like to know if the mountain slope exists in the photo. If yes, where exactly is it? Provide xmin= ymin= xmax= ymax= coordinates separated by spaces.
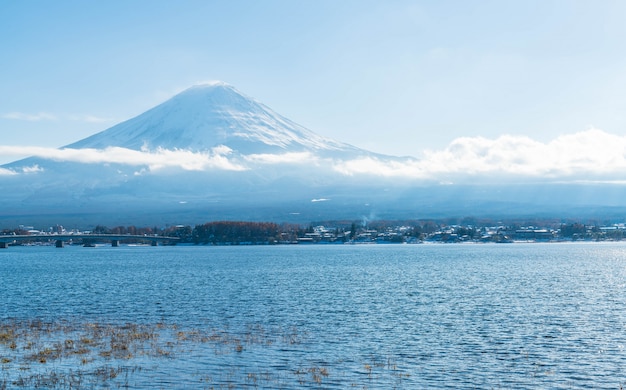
xmin=0 ymin=82 xmax=406 ymax=227
xmin=65 ymin=82 xmax=364 ymax=156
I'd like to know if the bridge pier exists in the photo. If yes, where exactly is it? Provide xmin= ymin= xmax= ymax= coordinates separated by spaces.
xmin=0 ymin=242 xmax=8 ymax=249
xmin=151 ymin=240 xmax=158 ymax=246
xmin=55 ymin=240 xmax=64 ymax=248
xmin=111 ymin=240 xmax=119 ymax=247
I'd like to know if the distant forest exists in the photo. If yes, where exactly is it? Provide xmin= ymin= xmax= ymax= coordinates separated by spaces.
xmin=104 ymin=221 xmax=304 ymax=245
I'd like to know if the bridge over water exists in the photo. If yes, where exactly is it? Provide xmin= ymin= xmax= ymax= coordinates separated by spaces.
xmin=0 ymin=234 xmax=179 ymax=248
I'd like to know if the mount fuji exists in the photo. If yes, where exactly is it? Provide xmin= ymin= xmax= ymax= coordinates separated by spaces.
xmin=65 ymin=82 xmax=365 ymax=157
xmin=3 ymin=82 xmax=626 ymax=228
xmin=0 ymin=83 xmax=414 ymax=227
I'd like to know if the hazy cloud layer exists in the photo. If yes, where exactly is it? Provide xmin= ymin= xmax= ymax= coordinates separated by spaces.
xmin=0 ymin=146 xmax=246 ymax=172
xmin=0 ymin=167 xmax=16 ymax=176
xmin=335 ymin=129 xmax=626 ymax=182
xmin=2 ymin=112 xmax=57 ymax=121
xmin=3 ymin=129 xmax=626 ymax=182
xmin=2 ymin=112 xmax=112 ymax=123
xmin=243 ymin=152 xmax=315 ymax=164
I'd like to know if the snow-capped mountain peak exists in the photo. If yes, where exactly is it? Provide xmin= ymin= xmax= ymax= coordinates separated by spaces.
xmin=66 ymin=82 xmax=362 ymax=156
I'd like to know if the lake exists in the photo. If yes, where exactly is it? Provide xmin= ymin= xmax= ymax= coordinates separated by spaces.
xmin=1 ymin=242 xmax=626 ymax=388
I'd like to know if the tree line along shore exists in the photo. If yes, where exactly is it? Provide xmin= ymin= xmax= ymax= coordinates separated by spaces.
xmin=3 ymin=219 xmax=626 ymax=245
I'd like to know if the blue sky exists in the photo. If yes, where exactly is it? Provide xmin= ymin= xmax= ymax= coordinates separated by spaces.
xmin=2 ymin=0 xmax=626 ymax=167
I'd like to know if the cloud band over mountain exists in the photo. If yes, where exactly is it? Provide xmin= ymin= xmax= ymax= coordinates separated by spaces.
xmin=336 ymin=128 xmax=626 ymax=182
xmin=3 ymin=128 xmax=625 ymax=183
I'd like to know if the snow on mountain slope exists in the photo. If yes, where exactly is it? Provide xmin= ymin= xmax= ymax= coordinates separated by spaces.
xmin=0 ymin=82 xmax=413 ymax=226
xmin=66 ymin=82 xmax=365 ymax=156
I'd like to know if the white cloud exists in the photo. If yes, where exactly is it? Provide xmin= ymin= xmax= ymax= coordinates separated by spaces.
xmin=424 ymin=128 xmax=626 ymax=178
xmin=21 ymin=165 xmax=44 ymax=173
xmin=334 ymin=128 xmax=626 ymax=182
xmin=243 ymin=151 xmax=315 ymax=164
xmin=3 ymin=112 xmax=113 ymax=123
xmin=333 ymin=156 xmax=423 ymax=177
xmin=3 ymin=128 xmax=626 ymax=182
xmin=2 ymin=112 xmax=57 ymax=121
xmin=0 ymin=146 xmax=246 ymax=172
xmin=0 ymin=167 xmax=17 ymax=176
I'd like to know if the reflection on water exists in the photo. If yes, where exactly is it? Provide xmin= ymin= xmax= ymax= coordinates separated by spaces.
xmin=1 ymin=243 xmax=626 ymax=388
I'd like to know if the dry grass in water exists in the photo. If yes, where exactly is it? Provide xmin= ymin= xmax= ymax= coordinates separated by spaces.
xmin=0 ymin=319 xmax=411 ymax=389
xmin=0 ymin=319 xmax=315 ymax=389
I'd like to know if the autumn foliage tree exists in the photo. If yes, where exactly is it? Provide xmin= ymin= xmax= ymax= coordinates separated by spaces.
xmin=192 ymin=221 xmax=281 ymax=245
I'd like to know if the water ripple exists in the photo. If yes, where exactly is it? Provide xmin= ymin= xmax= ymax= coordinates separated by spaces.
xmin=2 ymin=243 xmax=626 ymax=388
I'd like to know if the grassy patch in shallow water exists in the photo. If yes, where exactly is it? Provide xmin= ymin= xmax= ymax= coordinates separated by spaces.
xmin=0 ymin=319 xmax=411 ymax=389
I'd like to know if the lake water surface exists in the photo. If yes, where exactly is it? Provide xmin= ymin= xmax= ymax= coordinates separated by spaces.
xmin=2 ymin=243 xmax=626 ymax=388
